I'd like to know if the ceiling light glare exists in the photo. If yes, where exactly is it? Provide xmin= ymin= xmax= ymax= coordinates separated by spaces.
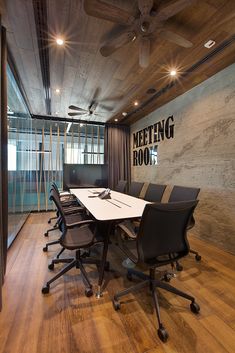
xmin=114 ymin=118 xmax=118 ymax=122
xmin=122 ymin=112 xmax=127 ymax=116
xmin=55 ymin=88 xmax=60 ymax=94
xmin=56 ymin=38 xmax=64 ymax=46
xmin=170 ymin=70 xmax=177 ymax=76
xmin=134 ymin=101 xmax=139 ymax=106
xmin=80 ymin=123 xmax=84 ymax=127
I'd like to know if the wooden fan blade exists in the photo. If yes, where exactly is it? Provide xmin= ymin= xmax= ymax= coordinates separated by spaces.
xmin=139 ymin=37 xmax=150 ymax=68
xmin=100 ymin=31 xmax=137 ymax=57
xmin=100 ymin=94 xmax=124 ymax=103
xmin=160 ymin=30 xmax=193 ymax=48
xmin=68 ymin=105 xmax=87 ymax=112
xmin=138 ymin=0 xmax=154 ymax=16
xmin=154 ymin=0 xmax=196 ymax=22
xmin=99 ymin=103 xmax=114 ymax=112
xmin=68 ymin=112 xmax=87 ymax=116
xmin=84 ymin=0 xmax=134 ymax=26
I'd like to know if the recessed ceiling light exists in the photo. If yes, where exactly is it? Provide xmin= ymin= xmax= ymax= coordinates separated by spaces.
xmin=122 ymin=112 xmax=127 ymax=116
xmin=170 ymin=70 xmax=177 ymax=76
xmin=56 ymin=38 xmax=64 ymax=46
xmin=114 ymin=118 xmax=118 ymax=122
xmin=134 ymin=101 xmax=139 ymax=106
xmin=55 ymin=88 xmax=60 ymax=94
xmin=147 ymin=88 xmax=156 ymax=94
xmin=204 ymin=39 xmax=216 ymax=48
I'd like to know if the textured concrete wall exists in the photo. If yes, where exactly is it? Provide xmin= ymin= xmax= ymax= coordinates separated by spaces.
xmin=131 ymin=64 xmax=235 ymax=254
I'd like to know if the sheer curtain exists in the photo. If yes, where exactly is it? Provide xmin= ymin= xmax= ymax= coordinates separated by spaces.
xmin=0 ymin=22 xmax=7 ymax=311
xmin=105 ymin=124 xmax=130 ymax=189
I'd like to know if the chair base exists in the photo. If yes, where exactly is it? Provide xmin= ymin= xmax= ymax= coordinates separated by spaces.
xmin=113 ymin=268 xmax=200 ymax=342
xmin=42 ymin=249 xmax=110 ymax=297
xmin=190 ymin=249 xmax=202 ymax=261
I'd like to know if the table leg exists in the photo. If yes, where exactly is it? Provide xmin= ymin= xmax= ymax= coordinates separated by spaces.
xmin=96 ymin=221 xmax=111 ymax=298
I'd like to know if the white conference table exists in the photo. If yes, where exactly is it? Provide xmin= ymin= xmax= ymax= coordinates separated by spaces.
xmin=70 ymin=188 xmax=149 ymax=296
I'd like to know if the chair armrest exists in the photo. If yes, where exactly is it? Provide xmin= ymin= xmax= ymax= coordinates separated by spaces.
xmin=66 ymin=219 xmax=95 ymax=228
xmin=64 ymin=207 xmax=85 ymax=215
xmin=59 ymin=191 xmax=71 ymax=196
xmin=118 ymin=221 xmax=137 ymax=239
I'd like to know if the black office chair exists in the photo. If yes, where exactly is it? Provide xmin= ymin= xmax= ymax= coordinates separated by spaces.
xmin=44 ymin=183 xmax=84 ymax=237
xmin=169 ymin=185 xmax=201 ymax=264
xmin=43 ymin=186 xmax=86 ymax=256
xmin=113 ymin=201 xmax=200 ymax=342
xmin=144 ymin=183 xmax=167 ymax=202
xmin=128 ymin=181 xmax=144 ymax=198
xmin=42 ymin=189 xmax=106 ymax=297
xmin=47 ymin=182 xmax=78 ymax=224
xmin=114 ymin=180 xmax=127 ymax=193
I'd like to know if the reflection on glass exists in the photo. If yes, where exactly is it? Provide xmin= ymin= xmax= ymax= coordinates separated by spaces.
xmin=7 ymin=64 xmax=105 ymax=246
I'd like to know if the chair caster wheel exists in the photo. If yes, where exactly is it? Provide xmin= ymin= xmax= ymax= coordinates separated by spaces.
xmin=163 ymin=274 xmax=172 ymax=282
xmin=104 ymin=262 xmax=110 ymax=271
xmin=42 ymin=285 xmax=50 ymax=294
xmin=43 ymin=246 xmax=48 ymax=252
xmin=157 ymin=326 xmax=169 ymax=343
xmin=48 ymin=263 xmax=54 ymax=270
xmin=44 ymin=232 xmax=48 ymax=237
xmin=190 ymin=301 xmax=200 ymax=314
xmin=126 ymin=271 xmax=133 ymax=281
xmin=195 ymin=254 xmax=201 ymax=261
xmin=85 ymin=288 xmax=93 ymax=297
xmin=113 ymin=299 xmax=121 ymax=311
xmin=176 ymin=263 xmax=183 ymax=271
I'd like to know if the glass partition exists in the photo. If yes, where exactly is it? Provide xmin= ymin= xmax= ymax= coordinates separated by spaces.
xmin=7 ymin=65 xmax=33 ymax=245
xmin=7 ymin=65 xmax=105 ymax=245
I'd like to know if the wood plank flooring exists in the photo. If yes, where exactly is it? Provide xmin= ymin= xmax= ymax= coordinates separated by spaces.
xmin=0 ymin=212 xmax=235 ymax=353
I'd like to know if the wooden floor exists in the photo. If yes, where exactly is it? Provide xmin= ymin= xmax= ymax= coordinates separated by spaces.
xmin=0 ymin=212 xmax=235 ymax=353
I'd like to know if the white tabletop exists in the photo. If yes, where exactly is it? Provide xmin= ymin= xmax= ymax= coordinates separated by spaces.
xmin=70 ymin=188 xmax=150 ymax=221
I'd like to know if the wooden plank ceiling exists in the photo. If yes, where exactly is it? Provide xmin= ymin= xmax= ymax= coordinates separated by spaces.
xmin=1 ymin=0 xmax=235 ymax=125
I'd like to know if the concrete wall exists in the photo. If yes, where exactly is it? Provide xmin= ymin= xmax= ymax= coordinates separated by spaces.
xmin=131 ymin=63 xmax=235 ymax=254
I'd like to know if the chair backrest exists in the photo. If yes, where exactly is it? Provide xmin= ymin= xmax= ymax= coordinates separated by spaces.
xmin=49 ymin=188 xmax=66 ymax=226
xmin=136 ymin=201 xmax=198 ymax=264
xmin=114 ymin=180 xmax=127 ymax=193
xmin=144 ymin=183 xmax=167 ymax=202
xmin=168 ymin=185 xmax=200 ymax=202
xmin=128 ymin=181 xmax=144 ymax=198
xmin=168 ymin=185 xmax=200 ymax=229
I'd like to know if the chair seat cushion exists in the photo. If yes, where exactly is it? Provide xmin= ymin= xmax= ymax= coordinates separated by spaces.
xmin=62 ymin=224 xmax=95 ymax=250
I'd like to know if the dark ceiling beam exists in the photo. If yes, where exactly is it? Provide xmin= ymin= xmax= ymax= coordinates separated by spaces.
xmin=122 ymin=34 xmax=235 ymax=124
xmin=31 ymin=114 xmax=106 ymax=126
xmin=32 ymin=0 xmax=51 ymax=115
xmin=31 ymin=113 xmax=128 ymax=127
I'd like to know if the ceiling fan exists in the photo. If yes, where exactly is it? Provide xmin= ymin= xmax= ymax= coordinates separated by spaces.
xmin=68 ymin=87 xmax=123 ymax=117
xmin=84 ymin=0 xmax=195 ymax=68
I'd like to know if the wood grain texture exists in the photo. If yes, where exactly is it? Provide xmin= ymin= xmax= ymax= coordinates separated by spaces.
xmin=1 ymin=0 xmax=235 ymax=124
xmin=0 ymin=212 xmax=235 ymax=353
